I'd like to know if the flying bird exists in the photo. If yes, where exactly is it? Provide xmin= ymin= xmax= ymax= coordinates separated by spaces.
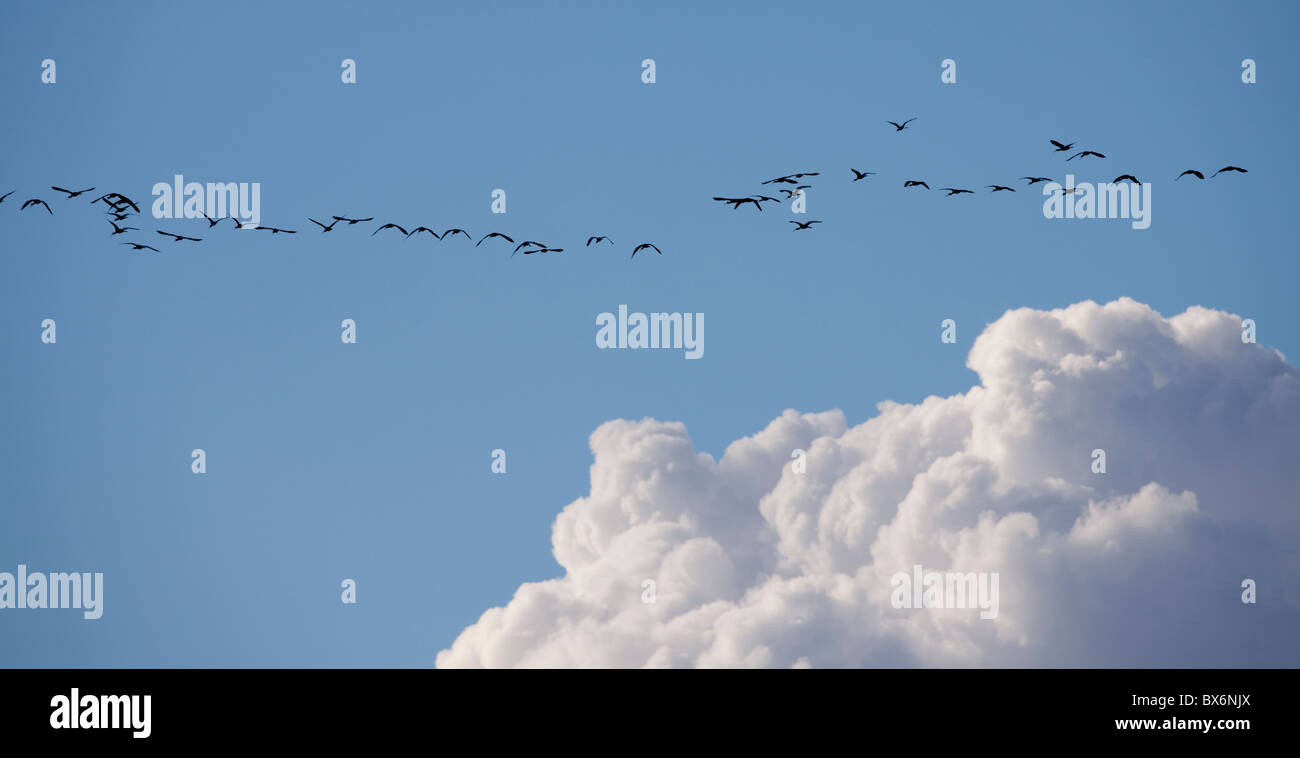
xmin=751 ymin=195 xmax=781 ymax=204
xmin=586 ymin=236 xmax=614 ymax=246
xmin=850 ymin=169 xmax=877 ymax=181
xmin=108 ymin=221 xmax=138 ymax=235
xmin=442 ymin=228 xmax=471 ymax=241
xmin=106 ymin=211 xmax=131 ymax=221
xmin=789 ymin=220 xmax=821 ymax=230
xmin=51 ymin=186 xmax=95 ymax=198
xmin=21 ymin=199 xmax=52 ymax=214
xmin=940 ymin=188 xmax=974 ymax=196
xmin=761 ymin=172 xmax=818 ymax=185
xmin=713 ymin=196 xmax=762 ymax=210
xmin=1050 ymin=140 xmax=1075 ymax=152
xmin=255 ymin=226 xmax=296 ymax=234
xmin=1021 ymin=176 xmax=1053 ymax=185
xmin=903 ymin=180 xmax=929 ymax=189
xmin=157 ymin=230 xmax=201 ymax=242
xmin=1176 ymin=169 xmax=1204 ymax=181
xmin=517 ymin=247 xmax=563 ymax=256
xmin=119 ymin=242 xmax=159 ymax=252
xmin=0 ymin=191 xmax=14 ymax=204
xmin=332 ymin=215 xmax=374 ymax=225
xmin=371 ymin=223 xmax=408 ymax=236
xmin=1212 ymin=166 xmax=1247 ymax=177
xmin=1067 ymin=150 xmax=1106 ymax=161
xmin=887 ymin=118 xmax=916 ymax=131
xmin=477 ymin=232 xmax=514 ymax=247
xmin=631 ymin=243 xmax=662 ymax=258
xmin=309 ymin=217 xmax=340 ymax=232
xmin=98 ymin=193 xmax=140 ymax=213
xmin=406 ymin=226 xmax=440 ymax=239
xmin=201 ymin=213 xmax=224 ymax=227
xmin=986 ymin=185 xmax=1016 ymax=192
xmin=1112 ymin=174 xmax=1140 ymax=184
xmin=513 ymin=240 xmax=547 ymax=253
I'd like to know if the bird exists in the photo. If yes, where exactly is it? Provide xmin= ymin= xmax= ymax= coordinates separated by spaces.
xmin=789 ymin=220 xmax=821 ymax=230
xmin=201 ymin=213 xmax=224 ymax=228
xmin=632 ymin=243 xmax=662 ymax=258
xmin=987 ymin=185 xmax=1016 ymax=192
xmin=761 ymin=172 xmax=819 ymax=185
xmin=309 ymin=217 xmax=340 ymax=232
xmin=779 ymin=189 xmax=800 ymax=198
xmin=1021 ymin=176 xmax=1053 ymax=185
xmin=751 ymin=195 xmax=781 ymax=204
xmin=850 ymin=169 xmax=877 ymax=181
xmin=1067 ymin=150 xmax=1106 ymax=161
xmin=119 ymin=242 xmax=159 ymax=252
xmin=713 ymin=196 xmax=762 ymax=211
xmin=513 ymin=240 xmax=547 ymax=254
xmin=941 ymin=188 xmax=974 ymax=196
xmin=108 ymin=221 xmax=138 ymax=235
xmin=887 ymin=118 xmax=916 ymax=131
xmin=477 ymin=232 xmax=514 ymax=247
xmin=51 ymin=186 xmax=95 ymax=199
xmin=0 ymin=190 xmax=14 ymax=204
xmin=255 ymin=226 xmax=296 ymax=234
xmin=903 ymin=180 xmax=929 ymax=189
xmin=1212 ymin=166 xmax=1247 ymax=177
xmin=1176 ymin=169 xmax=1204 ymax=181
xmin=1056 ymin=187 xmax=1084 ymax=195
xmin=1112 ymin=174 xmax=1140 ymax=184
xmin=106 ymin=211 xmax=131 ymax=222
xmin=586 ymin=236 xmax=614 ymax=246
xmin=21 ymin=199 xmax=52 ymax=214
xmin=1050 ymin=140 xmax=1075 ymax=152
xmin=157 ymin=230 xmax=201 ymax=242
xmin=406 ymin=226 xmax=440 ymax=239
xmin=517 ymin=247 xmax=564 ymax=256
xmin=98 ymin=193 xmax=140 ymax=213
xmin=442 ymin=228 xmax=471 ymax=241
xmin=371 ymin=223 xmax=408 ymax=236
xmin=332 ymin=215 xmax=374 ymax=225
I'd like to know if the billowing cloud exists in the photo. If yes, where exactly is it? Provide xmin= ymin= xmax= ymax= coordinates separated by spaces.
xmin=437 ymin=298 xmax=1300 ymax=667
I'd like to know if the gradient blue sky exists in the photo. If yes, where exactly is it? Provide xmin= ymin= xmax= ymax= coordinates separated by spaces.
xmin=1 ymin=0 xmax=1295 ymax=666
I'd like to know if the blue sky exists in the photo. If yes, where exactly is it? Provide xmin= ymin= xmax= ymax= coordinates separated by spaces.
xmin=1 ymin=0 xmax=1295 ymax=666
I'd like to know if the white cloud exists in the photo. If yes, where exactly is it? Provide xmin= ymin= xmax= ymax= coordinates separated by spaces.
xmin=437 ymin=298 xmax=1300 ymax=667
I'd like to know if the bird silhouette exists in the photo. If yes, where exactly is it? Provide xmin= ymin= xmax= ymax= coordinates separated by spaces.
xmin=789 ymin=220 xmax=821 ymax=230
xmin=0 ymin=190 xmax=14 ymax=204
xmin=751 ymin=195 xmax=781 ymax=205
xmin=333 ymin=215 xmax=374 ymax=225
xmin=1176 ymin=170 xmax=1205 ymax=181
xmin=513 ymin=240 xmax=547 ymax=254
xmin=406 ymin=226 xmax=440 ymax=239
xmin=21 ymin=199 xmax=52 ymax=214
xmin=442 ymin=228 xmax=471 ymax=241
xmin=477 ymin=232 xmax=514 ymax=247
xmin=887 ymin=118 xmax=916 ymax=131
xmin=850 ymin=169 xmax=877 ymax=181
xmin=586 ymin=236 xmax=614 ymax=246
xmin=1067 ymin=150 xmax=1106 ymax=161
xmin=632 ymin=243 xmax=662 ymax=258
xmin=255 ymin=226 xmax=296 ymax=234
xmin=1112 ymin=174 xmax=1140 ymax=184
xmin=108 ymin=220 xmax=139 ymax=235
xmin=761 ymin=172 xmax=818 ymax=185
xmin=940 ymin=188 xmax=974 ymax=196
xmin=51 ymin=186 xmax=95 ymax=198
xmin=1212 ymin=166 xmax=1247 ymax=177
xmin=1050 ymin=140 xmax=1075 ymax=152
xmin=119 ymin=242 xmax=159 ymax=252
xmin=309 ymin=217 xmax=340 ymax=232
xmin=903 ymin=181 xmax=929 ymax=189
xmin=1021 ymin=176 xmax=1053 ymax=185
xmin=713 ymin=196 xmax=762 ymax=211
xmin=987 ymin=185 xmax=1016 ymax=192
xmin=201 ymin=213 xmax=224 ymax=228
xmin=371 ymin=223 xmax=408 ymax=236
xmin=517 ymin=247 xmax=563 ymax=256
xmin=157 ymin=230 xmax=201 ymax=242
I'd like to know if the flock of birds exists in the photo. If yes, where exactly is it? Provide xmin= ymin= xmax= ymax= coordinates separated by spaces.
xmin=0 ymin=188 xmax=664 ymax=259
xmin=3 ymin=117 xmax=1249 ymax=248
xmin=711 ymin=120 xmax=1248 ymax=229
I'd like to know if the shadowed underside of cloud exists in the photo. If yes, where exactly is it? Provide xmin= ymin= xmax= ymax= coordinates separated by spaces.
xmin=437 ymin=298 xmax=1300 ymax=667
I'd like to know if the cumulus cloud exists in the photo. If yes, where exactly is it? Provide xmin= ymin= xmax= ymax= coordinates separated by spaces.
xmin=437 ymin=298 xmax=1300 ymax=667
